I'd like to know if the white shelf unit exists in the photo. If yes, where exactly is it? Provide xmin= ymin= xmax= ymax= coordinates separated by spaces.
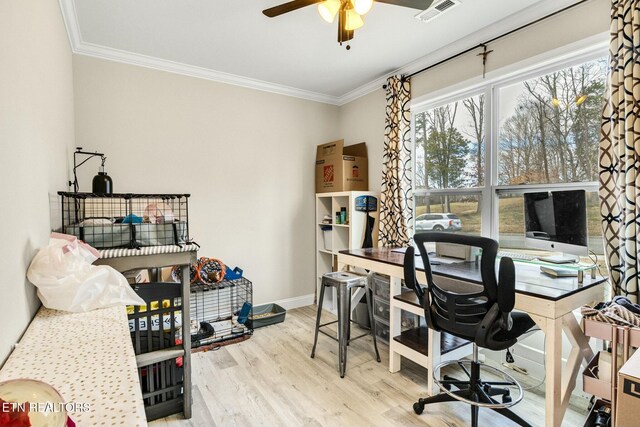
xmin=315 ymin=191 xmax=379 ymax=311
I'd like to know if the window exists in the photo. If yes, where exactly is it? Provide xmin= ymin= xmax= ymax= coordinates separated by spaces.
xmin=412 ymin=51 xmax=607 ymax=254
xmin=414 ymin=93 xmax=485 ymax=235
xmin=498 ymin=59 xmax=606 ymax=185
xmin=415 ymin=93 xmax=485 ymax=190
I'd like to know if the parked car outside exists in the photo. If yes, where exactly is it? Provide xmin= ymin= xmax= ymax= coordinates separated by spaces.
xmin=415 ymin=213 xmax=462 ymax=232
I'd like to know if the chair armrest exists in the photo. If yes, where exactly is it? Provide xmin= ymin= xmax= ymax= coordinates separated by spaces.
xmin=403 ymin=247 xmax=436 ymax=330
xmin=498 ymin=256 xmax=516 ymax=312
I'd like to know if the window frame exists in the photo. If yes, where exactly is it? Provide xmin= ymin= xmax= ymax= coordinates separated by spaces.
xmin=410 ymin=43 xmax=607 ymax=245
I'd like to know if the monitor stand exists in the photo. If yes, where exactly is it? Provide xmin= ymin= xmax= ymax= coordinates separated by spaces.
xmin=538 ymin=253 xmax=579 ymax=264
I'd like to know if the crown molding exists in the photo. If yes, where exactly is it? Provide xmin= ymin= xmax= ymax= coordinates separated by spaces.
xmin=58 ymin=0 xmax=82 ymax=48
xmin=336 ymin=76 xmax=388 ymax=106
xmin=335 ymin=0 xmax=582 ymax=106
xmin=73 ymin=42 xmax=342 ymax=105
xmin=59 ymin=0 xmax=588 ymax=107
xmin=58 ymin=0 xmax=341 ymax=106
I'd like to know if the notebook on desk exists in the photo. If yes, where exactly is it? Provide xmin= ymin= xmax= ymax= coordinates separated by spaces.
xmin=540 ymin=265 xmax=579 ymax=278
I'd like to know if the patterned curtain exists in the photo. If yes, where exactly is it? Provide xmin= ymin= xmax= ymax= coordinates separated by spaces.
xmin=378 ymin=75 xmax=413 ymax=247
xmin=599 ymin=0 xmax=640 ymax=303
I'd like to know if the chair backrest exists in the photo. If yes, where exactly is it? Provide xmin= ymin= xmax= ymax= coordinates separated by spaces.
xmin=404 ymin=232 xmax=516 ymax=348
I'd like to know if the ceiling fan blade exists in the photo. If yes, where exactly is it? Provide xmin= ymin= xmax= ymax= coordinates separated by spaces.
xmin=375 ymin=0 xmax=435 ymax=10
xmin=262 ymin=0 xmax=323 ymax=17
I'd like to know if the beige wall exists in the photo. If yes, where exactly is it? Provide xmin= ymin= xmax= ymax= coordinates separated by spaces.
xmin=341 ymin=0 xmax=610 ymax=193
xmin=338 ymin=90 xmax=387 ymax=193
xmin=0 ymin=1 xmax=75 ymax=364
xmin=72 ymin=56 xmax=340 ymax=306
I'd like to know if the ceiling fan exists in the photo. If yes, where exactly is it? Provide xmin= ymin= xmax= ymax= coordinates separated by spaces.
xmin=263 ymin=0 xmax=435 ymax=49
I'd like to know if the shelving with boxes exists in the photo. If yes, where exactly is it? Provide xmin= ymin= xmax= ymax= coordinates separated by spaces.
xmin=315 ymin=191 xmax=378 ymax=311
xmin=581 ymin=318 xmax=640 ymax=427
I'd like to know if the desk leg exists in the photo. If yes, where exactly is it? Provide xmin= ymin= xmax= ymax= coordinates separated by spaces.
xmin=427 ymin=328 xmax=441 ymax=395
xmin=544 ymin=317 xmax=562 ymax=427
xmin=559 ymin=313 xmax=594 ymax=416
xmin=389 ymin=276 xmax=402 ymax=373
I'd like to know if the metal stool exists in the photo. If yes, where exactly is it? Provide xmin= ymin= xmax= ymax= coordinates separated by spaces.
xmin=310 ymin=271 xmax=381 ymax=378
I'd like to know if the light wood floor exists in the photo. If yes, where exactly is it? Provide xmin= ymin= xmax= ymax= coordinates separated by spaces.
xmin=150 ymin=305 xmax=588 ymax=427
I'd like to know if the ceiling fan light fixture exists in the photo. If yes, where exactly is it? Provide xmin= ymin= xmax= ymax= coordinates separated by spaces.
xmin=345 ymin=8 xmax=364 ymax=31
xmin=354 ymin=0 xmax=373 ymax=15
xmin=318 ymin=0 xmax=341 ymax=23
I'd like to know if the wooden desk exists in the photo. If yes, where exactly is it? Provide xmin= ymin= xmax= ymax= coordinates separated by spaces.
xmin=338 ymin=248 xmax=607 ymax=427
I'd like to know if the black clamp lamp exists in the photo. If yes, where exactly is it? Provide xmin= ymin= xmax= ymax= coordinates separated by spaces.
xmin=69 ymin=147 xmax=113 ymax=194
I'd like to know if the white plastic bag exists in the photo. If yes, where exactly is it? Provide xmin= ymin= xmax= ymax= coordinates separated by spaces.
xmin=26 ymin=233 xmax=145 ymax=312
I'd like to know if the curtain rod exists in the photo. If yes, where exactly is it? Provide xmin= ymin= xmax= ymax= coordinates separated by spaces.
xmin=389 ymin=0 xmax=591 ymax=84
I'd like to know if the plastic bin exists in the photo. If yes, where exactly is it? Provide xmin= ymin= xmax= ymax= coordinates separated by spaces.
xmin=322 ymin=227 xmax=332 ymax=251
xmin=247 ymin=303 xmax=286 ymax=329
xmin=401 ymin=312 xmax=421 ymax=330
xmin=374 ymin=296 xmax=390 ymax=320
xmin=353 ymin=291 xmax=371 ymax=329
xmin=374 ymin=317 xmax=390 ymax=344
xmin=372 ymin=273 xmax=390 ymax=299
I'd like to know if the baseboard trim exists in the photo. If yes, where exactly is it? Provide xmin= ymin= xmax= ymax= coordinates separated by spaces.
xmin=266 ymin=294 xmax=315 ymax=311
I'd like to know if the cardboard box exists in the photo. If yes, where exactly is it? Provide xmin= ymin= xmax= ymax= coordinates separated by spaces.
xmin=123 ymin=269 xmax=150 ymax=284
xmin=161 ymin=267 xmax=175 ymax=282
xmin=616 ymin=348 xmax=640 ymax=426
xmin=315 ymin=140 xmax=368 ymax=193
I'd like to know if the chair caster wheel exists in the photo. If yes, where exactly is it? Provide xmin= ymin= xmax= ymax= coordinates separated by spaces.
xmin=502 ymin=395 xmax=512 ymax=404
xmin=413 ymin=401 xmax=424 ymax=415
xmin=443 ymin=383 xmax=452 ymax=391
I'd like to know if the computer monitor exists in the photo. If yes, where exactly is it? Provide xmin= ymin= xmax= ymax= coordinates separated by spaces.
xmin=523 ymin=189 xmax=588 ymax=262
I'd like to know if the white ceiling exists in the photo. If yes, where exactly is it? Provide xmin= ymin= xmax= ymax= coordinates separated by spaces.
xmin=63 ymin=0 xmax=579 ymax=104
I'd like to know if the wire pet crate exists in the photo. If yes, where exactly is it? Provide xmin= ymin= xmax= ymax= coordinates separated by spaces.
xmin=58 ymin=192 xmax=191 ymax=249
xmin=189 ymin=277 xmax=253 ymax=348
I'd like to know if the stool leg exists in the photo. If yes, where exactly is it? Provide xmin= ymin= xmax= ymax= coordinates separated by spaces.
xmin=347 ymin=291 xmax=352 ymax=345
xmin=365 ymin=284 xmax=381 ymax=362
xmin=310 ymin=283 xmax=326 ymax=358
xmin=338 ymin=284 xmax=350 ymax=378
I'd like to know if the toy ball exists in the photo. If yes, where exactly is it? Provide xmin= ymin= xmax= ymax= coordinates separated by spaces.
xmin=197 ymin=257 xmax=226 ymax=284
xmin=171 ymin=264 xmax=198 ymax=284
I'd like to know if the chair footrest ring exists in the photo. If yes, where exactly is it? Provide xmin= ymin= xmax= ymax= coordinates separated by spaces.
xmin=432 ymin=360 xmax=524 ymax=409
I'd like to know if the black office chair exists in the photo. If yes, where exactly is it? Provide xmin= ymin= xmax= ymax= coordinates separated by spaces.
xmin=404 ymin=232 xmax=536 ymax=427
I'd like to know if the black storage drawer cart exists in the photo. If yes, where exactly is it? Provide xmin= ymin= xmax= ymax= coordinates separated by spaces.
xmin=129 ymin=282 xmax=185 ymax=420
xmin=96 ymin=246 xmax=197 ymax=421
